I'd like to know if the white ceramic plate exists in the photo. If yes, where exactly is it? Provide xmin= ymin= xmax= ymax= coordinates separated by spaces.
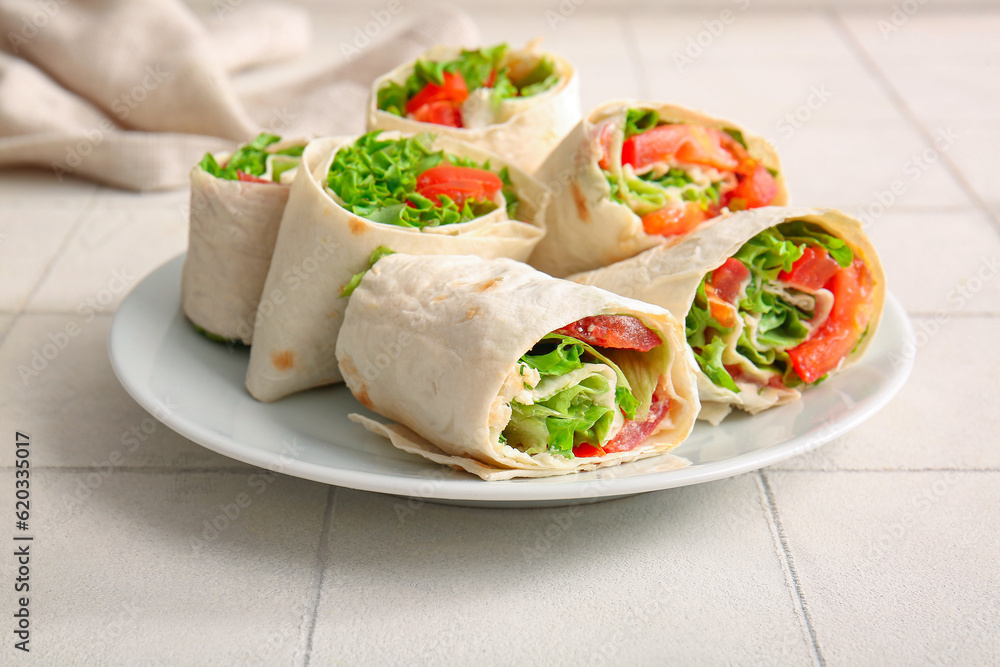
xmin=109 ymin=256 xmax=913 ymax=508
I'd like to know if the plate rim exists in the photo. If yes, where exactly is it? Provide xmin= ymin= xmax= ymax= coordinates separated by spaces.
xmin=109 ymin=255 xmax=914 ymax=504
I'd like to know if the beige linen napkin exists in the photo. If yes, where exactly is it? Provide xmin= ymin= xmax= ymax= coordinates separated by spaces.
xmin=0 ymin=0 xmax=478 ymax=190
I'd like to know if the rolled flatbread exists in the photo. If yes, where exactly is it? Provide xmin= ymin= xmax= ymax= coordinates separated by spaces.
xmin=367 ymin=42 xmax=580 ymax=173
xmin=245 ymin=132 xmax=547 ymax=402
xmin=337 ymin=254 xmax=700 ymax=480
xmin=180 ymin=136 xmax=306 ymax=344
xmin=572 ymin=207 xmax=885 ymax=424
xmin=529 ymin=100 xmax=789 ymax=277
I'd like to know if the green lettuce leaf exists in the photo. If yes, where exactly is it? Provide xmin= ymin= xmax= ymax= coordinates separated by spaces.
xmin=624 ymin=108 xmax=659 ymax=138
xmin=505 ymin=375 xmax=616 ymax=457
xmin=376 ymin=43 xmax=560 ymax=118
xmin=688 ymin=223 xmax=856 ymax=391
xmin=339 ymin=246 xmax=395 ymax=298
xmin=503 ymin=332 xmax=647 ymax=458
xmin=327 ymin=131 xmax=510 ymax=229
xmin=692 ymin=336 xmax=738 ymax=393
xmin=197 ymin=133 xmax=301 ymax=182
xmin=778 ymin=220 xmax=854 ymax=268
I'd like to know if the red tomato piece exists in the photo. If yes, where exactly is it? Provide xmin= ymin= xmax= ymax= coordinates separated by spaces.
xmin=726 ymin=164 xmax=778 ymax=209
xmin=704 ymin=283 xmax=737 ymax=329
xmin=554 ymin=315 xmax=661 ymax=352
xmin=778 ymin=246 xmax=842 ymax=292
xmin=405 ymin=71 xmax=468 ymax=114
xmin=417 ymin=165 xmax=503 ymax=192
xmin=597 ymin=123 xmax=615 ymax=171
xmin=641 ymin=201 xmax=712 ymax=237
xmin=603 ymin=396 xmax=671 ymax=453
xmin=788 ymin=258 xmax=875 ymax=384
xmin=622 ymin=125 xmax=739 ymax=172
xmin=410 ymin=100 xmax=463 ymax=127
xmin=236 ymin=170 xmax=271 ymax=184
xmin=417 ymin=181 xmax=491 ymax=208
xmin=710 ymin=258 xmax=751 ymax=303
xmin=572 ymin=443 xmax=604 ymax=458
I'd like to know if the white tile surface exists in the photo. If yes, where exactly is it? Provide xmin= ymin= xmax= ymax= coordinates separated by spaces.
xmin=26 ymin=189 xmax=189 ymax=313
xmin=771 ymin=317 xmax=1000 ymax=471
xmin=0 ymin=200 xmax=93 ymax=312
xmin=309 ymin=477 xmax=816 ymax=665
xmin=0 ymin=469 xmax=328 ymax=665
xmin=0 ymin=314 xmax=245 ymax=468
xmin=840 ymin=11 xmax=1000 ymax=217
xmin=778 ymin=121 xmax=970 ymax=209
xmin=0 ymin=169 xmax=98 ymax=205
xmin=4 ymin=3 xmax=998 ymax=664
xmin=632 ymin=12 xmax=902 ymax=132
xmin=866 ymin=209 xmax=1000 ymax=314
xmin=475 ymin=9 xmax=644 ymax=110
xmin=765 ymin=471 xmax=1000 ymax=665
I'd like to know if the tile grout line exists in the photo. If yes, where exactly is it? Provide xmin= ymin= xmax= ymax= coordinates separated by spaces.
xmin=0 ymin=186 xmax=101 ymax=351
xmin=619 ymin=11 xmax=651 ymax=99
xmin=297 ymin=485 xmax=338 ymax=667
xmin=5 ymin=465 xmax=998 ymax=473
xmin=756 ymin=470 xmax=826 ymax=667
xmin=826 ymin=10 xmax=1000 ymax=238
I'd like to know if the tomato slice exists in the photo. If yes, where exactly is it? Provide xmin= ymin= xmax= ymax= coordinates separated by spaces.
xmin=710 ymin=258 xmax=750 ymax=303
xmin=236 ymin=170 xmax=271 ymax=184
xmin=554 ymin=315 xmax=661 ymax=352
xmin=572 ymin=443 xmax=604 ymax=458
xmin=778 ymin=246 xmax=842 ymax=292
xmin=417 ymin=181 xmax=492 ymax=208
xmin=410 ymin=100 xmax=463 ymax=127
xmin=788 ymin=258 xmax=875 ymax=384
xmin=726 ymin=164 xmax=778 ymax=209
xmin=417 ymin=166 xmax=502 ymax=192
xmin=603 ymin=395 xmax=671 ymax=453
xmin=704 ymin=283 xmax=737 ymax=329
xmin=641 ymin=201 xmax=712 ymax=237
xmin=597 ymin=123 xmax=615 ymax=171
xmin=405 ymin=71 xmax=468 ymax=114
xmin=415 ymin=165 xmax=503 ymax=208
xmin=622 ymin=124 xmax=739 ymax=172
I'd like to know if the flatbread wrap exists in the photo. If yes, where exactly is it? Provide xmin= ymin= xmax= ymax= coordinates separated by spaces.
xmin=530 ymin=101 xmax=789 ymax=277
xmin=180 ymin=133 xmax=307 ymax=344
xmin=572 ymin=207 xmax=885 ymax=424
xmin=336 ymin=253 xmax=700 ymax=480
xmin=245 ymin=131 xmax=547 ymax=402
xmin=368 ymin=41 xmax=580 ymax=172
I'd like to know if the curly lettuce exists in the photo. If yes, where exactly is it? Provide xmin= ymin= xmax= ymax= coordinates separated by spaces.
xmin=605 ymin=108 xmax=731 ymax=218
xmin=686 ymin=222 xmax=854 ymax=391
xmin=503 ymin=334 xmax=640 ymax=459
xmin=377 ymin=43 xmax=560 ymax=117
xmin=198 ymin=133 xmax=304 ymax=182
xmin=326 ymin=131 xmax=519 ymax=228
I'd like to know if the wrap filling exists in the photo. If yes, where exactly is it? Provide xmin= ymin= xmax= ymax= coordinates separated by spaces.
xmin=377 ymin=43 xmax=561 ymax=129
xmin=686 ymin=221 xmax=875 ymax=394
xmin=199 ymin=133 xmax=304 ymax=183
xmin=499 ymin=315 xmax=671 ymax=459
xmin=599 ymin=108 xmax=780 ymax=237
xmin=327 ymin=131 xmax=521 ymax=228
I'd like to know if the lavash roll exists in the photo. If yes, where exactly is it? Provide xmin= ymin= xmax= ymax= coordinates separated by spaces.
xmin=336 ymin=254 xmax=700 ymax=480
xmin=180 ymin=139 xmax=305 ymax=344
xmin=367 ymin=43 xmax=580 ymax=173
xmin=529 ymin=100 xmax=789 ymax=277
xmin=245 ymin=133 xmax=548 ymax=403
xmin=572 ymin=207 xmax=885 ymax=424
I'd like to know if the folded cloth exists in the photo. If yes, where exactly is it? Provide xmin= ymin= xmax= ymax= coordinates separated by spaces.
xmin=0 ymin=0 xmax=479 ymax=190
